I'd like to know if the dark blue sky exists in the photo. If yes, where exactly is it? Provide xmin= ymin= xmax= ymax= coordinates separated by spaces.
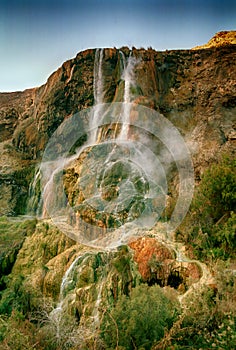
xmin=0 ymin=0 xmax=235 ymax=91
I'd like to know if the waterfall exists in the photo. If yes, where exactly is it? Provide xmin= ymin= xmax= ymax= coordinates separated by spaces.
xmin=39 ymin=48 xmax=146 ymax=240
xmin=48 ymin=256 xmax=83 ymax=342
xmin=40 ymin=158 xmax=67 ymax=218
xmin=40 ymin=145 xmax=88 ymax=218
xmin=24 ymin=48 xmax=207 ymax=335
xmin=119 ymin=54 xmax=139 ymax=140
xmin=93 ymin=48 xmax=104 ymax=106
xmin=39 ymin=48 xmax=102 ymax=218
xmin=91 ymin=278 xmax=105 ymax=328
xmin=50 ymin=255 xmax=82 ymax=311
xmin=27 ymin=167 xmax=41 ymax=215
xmin=89 ymin=48 xmax=104 ymax=143
xmin=59 ymin=254 xmax=84 ymax=299
xmin=49 ymin=253 xmax=89 ymax=327
xmin=119 ymin=50 xmax=126 ymax=72
xmin=49 ymin=252 xmax=105 ymax=337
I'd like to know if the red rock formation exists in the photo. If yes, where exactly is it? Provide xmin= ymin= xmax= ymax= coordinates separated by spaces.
xmin=129 ymin=237 xmax=202 ymax=291
xmin=129 ymin=237 xmax=173 ymax=283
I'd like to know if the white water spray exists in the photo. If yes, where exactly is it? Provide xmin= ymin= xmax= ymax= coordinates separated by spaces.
xmin=27 ymin=167 xmax=41 ymax=215
xmin=40 ymin=149 xmax=86 ymax=218
xmin=29 ymin=49 xmax=139 ymax=218
xmin=91 ymin=278 xmax=105 ymax=328
xmin=90 ymin=48 xmax=104 ymax=143
xmin=48 ymin=254 xmax=88 ymax=344
xmin=119 ymin=54 xmax=139 ymax=140
xmin=38 ymin=49 xmax=105 ymax=218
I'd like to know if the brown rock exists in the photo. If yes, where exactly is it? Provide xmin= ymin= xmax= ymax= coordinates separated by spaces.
xmin=0 ymin=36 xmax=235 ymax=215
xmin=129 ymin=237 xmax=202 ymax=291
xmin=129 ymin=237 xmax=173 ymax=282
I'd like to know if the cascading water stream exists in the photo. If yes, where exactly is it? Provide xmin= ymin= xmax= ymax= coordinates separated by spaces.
xmin=23 ymin=48 xmax=214 ymax=337
xmin=27 ymin=167 xmax=41 ymax=215
xmin=40 ymin=149 xmax=87 ymax=218
xmin=49 ymin=253 xmax=90 ymax=341
xmin=119 ymin=54 xmax=138 ymax=140
xmin=50 ymin=255 xmax=83 ymax=312
xmin=89 ymin=48 xmax=104 ymax=144
xmin=29 ymin=49 xmax=139 ymax=220
xmin=27 ymin=48 xmax=105 ymax=219
xmin=100 ymin=52 xmax=139 ymax=175
xmin=59 ymin=255 xmax=83 ymax=299
xmin=94 ymin=48 xmax=104 ymax=106
xmin=91 ymin=278 xmax=105 ymax=328
xmin=48 ymin=250 xmax=109 ymax=344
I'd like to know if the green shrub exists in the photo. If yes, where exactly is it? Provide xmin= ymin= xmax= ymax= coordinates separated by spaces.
xmin=0 ymin=218 xmax=37 ymax=276
xmin=180 ymin=155 xmax=236 ymax=260
xmin=101 ymin=284 xmax=179 ymax=349
xmin=0 ymin=311 xmax=36 ymax=350
xmin=193 ymin=156 xmax=235 ymax=225
xmin=162 ymin=264 xmax=236 ymax=350
xmin=212 ymin=211 xmax=236 ymax=258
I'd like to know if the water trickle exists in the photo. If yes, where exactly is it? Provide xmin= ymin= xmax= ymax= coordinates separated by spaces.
xmin=119 ymin=54 xmax=139 ymax=140
xmin=39 ymin=49 xmax=105 ymax=218
xmin=59 ymin=254 xmax=83 ymax=299
xmin=49 ymin=253 xmax=89 ymax=326
xmin=94 ymin=48 xmax=104 ymax=106
xmin=91 ymin=278 xmax=105 ymax=328
xmin=89 ymin=48 xmax=104 ymax=144
xmin=40 ymin=156 xmax=75 ymax=218
xmin=27 ymin=167 xmax=41 ymax=215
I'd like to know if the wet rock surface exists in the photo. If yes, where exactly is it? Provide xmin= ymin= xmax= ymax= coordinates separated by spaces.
xmin=1 ymin=36 xmax=235 ymax=215
xmin=0 ymin=33 xmax=235 ymax=349
xmin=129 ymin=237 xmax=201 ymax=292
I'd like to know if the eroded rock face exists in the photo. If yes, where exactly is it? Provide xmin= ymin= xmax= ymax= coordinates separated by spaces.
xmin=0 ymin=89 xmax=37 ymax=214
xmin=7 ymin=222 xmax=141 ymax=322
xmin=63 ymin=144 xmax=151 ymax=230
xmin=0 ymin=35 xmax=234 ymax=343
xmin=4 ymin=221 xmax=200 ymax=326
xmin=129 ymin=237 xmax=202 ymax=292
xmin=1 ymin=35 xmax=235 ymax=215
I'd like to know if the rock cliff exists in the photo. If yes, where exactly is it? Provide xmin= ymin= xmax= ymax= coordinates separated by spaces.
xmin=0 ymin=32 xmax=235 ymax=350
xmin=0 ymin=33 xmax=235 ymax=216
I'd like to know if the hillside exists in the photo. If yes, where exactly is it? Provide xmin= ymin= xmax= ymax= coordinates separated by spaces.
xmin=0 ymin=32 xmax=235 ymax=350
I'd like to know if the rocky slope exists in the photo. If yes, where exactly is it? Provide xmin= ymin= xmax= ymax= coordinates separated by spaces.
xmin=0 ymin=34 xmax=235 ymax=216
xmin=0 ymin=32 xmax=235 ymax=349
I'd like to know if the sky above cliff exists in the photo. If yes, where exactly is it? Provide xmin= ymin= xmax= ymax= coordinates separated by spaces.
xmin=0 ymin=0 xmax=235 ymax=92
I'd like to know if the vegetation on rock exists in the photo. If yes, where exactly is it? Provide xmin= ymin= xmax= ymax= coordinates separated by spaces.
xmin=178 ymin=155 xmax=236 ymax=260
xmin=101 ymin=284 xmax=179 ymax=349
xmin=0 ymin=34 xmax=236 ymax=349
